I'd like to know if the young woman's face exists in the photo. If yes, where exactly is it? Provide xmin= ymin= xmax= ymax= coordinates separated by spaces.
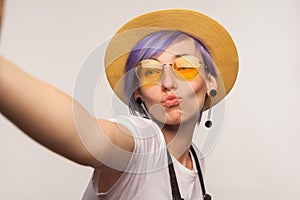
xmin=136 ymin=38 xmax=209 ymax=125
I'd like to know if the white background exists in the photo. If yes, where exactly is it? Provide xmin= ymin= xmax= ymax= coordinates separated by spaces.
xmin=1 ymin=0 xmax=300 ymax=199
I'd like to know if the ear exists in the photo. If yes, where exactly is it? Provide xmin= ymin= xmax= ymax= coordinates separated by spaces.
xmin=133 ymin=90 xmax=140 ymax=101
xmin=206 ymin=74 xmax=218 ymax=97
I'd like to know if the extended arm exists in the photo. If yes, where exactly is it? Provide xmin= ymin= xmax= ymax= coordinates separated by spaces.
xmin=0 ymin=56 xmax=134 ymax=169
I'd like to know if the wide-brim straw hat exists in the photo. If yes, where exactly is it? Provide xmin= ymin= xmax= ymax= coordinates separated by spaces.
xmin=105 ymin=9 xmax=239 ymax=110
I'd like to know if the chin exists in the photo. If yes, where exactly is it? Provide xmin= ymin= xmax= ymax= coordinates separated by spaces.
xmin=164 ymin=110 xmax=192 ymax=126
xmin=150 ymin=110 xmax=181 ymax=126
xmin=165 ymin=118 xmax=182 ymax=126
xmin=171 ymin=109 xmax=199 ymax=125
xmin=149 ymin=105 xmax=199 ymax=126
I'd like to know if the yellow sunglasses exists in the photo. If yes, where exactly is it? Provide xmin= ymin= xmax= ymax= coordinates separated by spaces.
xmin=135 ymin=55 xmax=204 ymax=83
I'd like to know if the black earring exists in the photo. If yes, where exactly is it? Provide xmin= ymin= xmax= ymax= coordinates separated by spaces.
xmin=135 ymin=96 xmax=143 ymax=105
xmin=135 ymin=96 xmax=152 ymax=120
xmin=205 ymin=89 xmax=217 ymax=128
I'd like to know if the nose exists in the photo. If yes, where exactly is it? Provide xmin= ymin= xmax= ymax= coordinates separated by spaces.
xmin=160 ymin=64 xmax=178 ymax=91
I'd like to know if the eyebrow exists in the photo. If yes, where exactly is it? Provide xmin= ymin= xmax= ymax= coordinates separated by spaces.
xmin=175 ymin=54 xmax=189 ymax=58
xmin=150 ymin=53 xmax=189 ymax=61
xmin=149 ymin=57 xmax=159 ymax=61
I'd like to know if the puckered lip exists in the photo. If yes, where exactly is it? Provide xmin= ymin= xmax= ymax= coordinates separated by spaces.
xmin=161 ymin=94 xmax=181 ymax=107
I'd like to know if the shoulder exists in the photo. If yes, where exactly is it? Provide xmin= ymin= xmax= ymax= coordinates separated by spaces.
xmin=110 ymin=115 xmax=167 ymax=173
xmin=109 ymin=115 xmax=162 ymax=139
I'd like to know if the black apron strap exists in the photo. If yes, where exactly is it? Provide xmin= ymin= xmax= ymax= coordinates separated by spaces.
xmin=190 ymin=146 xmax=212 ymax=200
xmin=167 ymin=146 xmax=212 ymax=200
xmin=167 ymin=150 xmax=184 ymax=200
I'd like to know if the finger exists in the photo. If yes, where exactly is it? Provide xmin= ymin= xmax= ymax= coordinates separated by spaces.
xmin=0 ymin=0 xmax=5 ymax=36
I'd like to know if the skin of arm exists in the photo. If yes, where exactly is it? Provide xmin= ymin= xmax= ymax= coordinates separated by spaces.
xmin=0 ymin=56 xmax=134 ymax=169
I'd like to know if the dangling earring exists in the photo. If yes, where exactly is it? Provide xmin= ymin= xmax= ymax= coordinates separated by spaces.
xmin=135 ymin=96 xmax=152 ymax=120
xmin=205 ymin=89 xmax=217 ymax=128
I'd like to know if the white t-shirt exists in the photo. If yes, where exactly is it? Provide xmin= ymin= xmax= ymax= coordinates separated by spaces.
xmin=82 ymin=115 xmax=205 ymax=200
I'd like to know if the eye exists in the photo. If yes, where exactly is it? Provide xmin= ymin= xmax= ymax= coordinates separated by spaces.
xmin=144 ymin=69 xmax=161 ymax=77
xmin=136 ymin=59 xmax=163 ymax=82
xmin=173 ymin=64 xmax=199 ymax=79
xmin=175 ymin=66 xmax=189 ymax=71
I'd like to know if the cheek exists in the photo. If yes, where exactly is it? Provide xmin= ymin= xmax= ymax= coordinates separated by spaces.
xmin=139 ymin=85 xmax=161 ymax=105
xmin=188 ymin=78 xmax=207 ymax=107
xmin=195 ymin=79 xmax=207 ymax=95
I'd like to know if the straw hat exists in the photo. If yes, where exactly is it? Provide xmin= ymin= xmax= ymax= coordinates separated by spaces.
xmin=105 ymin=9 xmax=239 ymax=110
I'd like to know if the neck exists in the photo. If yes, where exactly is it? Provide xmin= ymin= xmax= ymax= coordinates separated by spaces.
xmin=160 ymin=117 xmax=198 ymax=169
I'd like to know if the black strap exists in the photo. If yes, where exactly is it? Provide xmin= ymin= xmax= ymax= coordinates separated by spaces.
xmin=167 ymin=150 xmax=184 ymax=200
xmin=167 ymin=146 xmax=212 ymax=200
xmin=190 ymin=146 xmax=212 ymax=200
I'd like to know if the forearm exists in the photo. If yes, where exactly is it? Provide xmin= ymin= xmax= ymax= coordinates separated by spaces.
xmin=0 ymin=56 xmax=98 ymax=166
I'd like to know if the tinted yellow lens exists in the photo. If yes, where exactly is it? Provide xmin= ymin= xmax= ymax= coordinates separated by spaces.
xmin=173 ymin=55 xmax=201 ymax=79
xmin=138 ymin=68 xmax=162 ymax=82
xmin=136 ymin=59 xmax=162 ymax=82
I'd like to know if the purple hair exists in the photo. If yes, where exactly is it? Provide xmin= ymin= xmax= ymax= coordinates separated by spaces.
xmin=124 ymin=30 xmax=217 ymax=120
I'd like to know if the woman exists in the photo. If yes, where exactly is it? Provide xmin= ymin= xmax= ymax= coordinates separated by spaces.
xmin=0 ymin=9 xmax=238 ymax=200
